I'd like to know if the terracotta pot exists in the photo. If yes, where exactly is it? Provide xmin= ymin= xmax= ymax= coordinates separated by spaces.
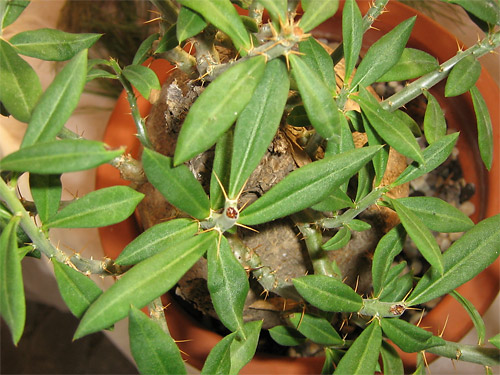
xmin=96 ymin=2 xmax=499 ymax=373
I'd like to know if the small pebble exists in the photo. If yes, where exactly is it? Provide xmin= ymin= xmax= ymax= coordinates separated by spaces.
xmin=449 ymin=232 xmax=464 ymax=242
xmin=459 ymin=201 xmax=475 ymax=216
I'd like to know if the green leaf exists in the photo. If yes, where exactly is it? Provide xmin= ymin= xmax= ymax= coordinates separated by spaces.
xmin=347 ymin=219 xmax=371 ymax=232
xmin=154 ymin=24 xmax=178 ymax=54
xmin=391 ymin=198 xmax=444 ymax=275
xmin=322 ymin=226 xmax=351 ymax=251
xmin=74 ymin=231 xmax=215 ymax=339
xmin=229 ymin=58 xmax=289 ymax=198
xmin=268 ymin=325 xmax=306 ymax=346
xmin=289 ymin=313 xmax=343 ymax=346
xmin=0 ymin=216 xmax=25 ymax=345
xmin=177 ymin=0 xmax=251 ymax=53
xmin=380 ymin=318 xmax=445 ymax=353
xmin=350 ymin=17 xmax=416 ymax=90
xmin=448 ymin=0 xmax=500 ymax=25
xmin=177 ymin=6 xmax=207 ymax=42
xmin=407 ymin=213 xmax=500 ymax=306
xmin=394 ymin=109 xmax=422 ymax=137
xmin=257 ymin=0 xmax=287 ymax=25
xmin=289 ymin=53 xmax=341 ymax=142
xmin=342 ymin=0 xmax=363 ymax=80
xmin=287 ymin=105 xmax=309 ymax=127
xmin=334 ymin=320 xmax=382 ymax=375
xmin=325 ymin=114 xmax=356 ymax=157
xmin=132 ymin=33 xmax=160 ymax=65
xmin=489 ymin=333 xmax=500 ymax=349
xmin=29 ymin=174 xmax=61 ymax=223
xmin=86 ymin=68 xmax=117 ymax=82
xmin=0 ymin=39 xmax=42 ymax=122
xmin=128 ymin=306 xmax=186 ymax=375
xmin=300 ymin=0 xmax=339 ymax=32
xmin=299 ymin=37 xmax=336 ymax=94
xmin=423 ymin=91 xmax=447 ymax=144
xmin=45 ymin=186 xmax=144 ymax=228
xmin=210 ymin=129 xmax=233 ymax=210
xmin=395 ymin=196 xmax=474 ymax=233
xmin=174 ymin=55 xmax=266 ymax=165
xmin=450 ymin=290 xmax=486 ymax=345
xmin=122 ymin=64 xmax=161 ymax=101
xmin=353 ymin=88 xmax=424 ymax=164
xmin=392 ymin=132 xmax=459 ymax=186
xmin=380 ymin=341 xmax=404 ymax=375
xmin=238 ymin=146 xmax=381 ymax=226
xmin=379 ymin=263 xmax=413 ymax=302
xmin=52 ymin=260 xmax=102 ymax=318
xmin=0 ymin=139 xmax=123 ymax=174
xmin=21 ymin=49 xmax=87 ymax=147
xmin=377 ymin=48 xmax=439 ymax=82
xmin=201 ymin=332 xmax=236 ymax=375
xmin=208 ymin=236 xmax=249 ymax=334
xmin=293 ymin=275 xmax=363 ymax=312
xmin=229 ymin=320 xmax=262 ymax=375
xmin=1 ymin=0 xmax=30 ymax=29
xmin=142 ymin=148 xmax=210 ymax=220
xmin=116 ymin=219 xmax=198 ymax=265
xmin=470 ymin=85 xmax=494 ymax=170
xmin=445 ymin=55 xmax=481 ymax=97
xmin=310 ymin=187 xmax=354 ymax=212
xmin=10 ymin=28 xmax=101 ymax=61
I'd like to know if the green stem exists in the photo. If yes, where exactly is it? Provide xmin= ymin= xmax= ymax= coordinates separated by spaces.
xmin=426 ymin=340 xmax=500 ymax=367
xmin=359 ymin=298 xmax=406 ymax=318
xmin=148 ymin=297 xmax=171 ymax=335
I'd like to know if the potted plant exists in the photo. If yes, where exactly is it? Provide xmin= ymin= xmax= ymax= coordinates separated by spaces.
xmin=1 ymin=0 xmax=499 ymax=374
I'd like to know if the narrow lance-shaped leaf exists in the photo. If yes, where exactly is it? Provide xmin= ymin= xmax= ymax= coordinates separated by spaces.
xmin=229 ymin=58 xmax=289 ymax=198
xmin=445 ymin=54 xmax=481 ymax=97
xmin=0 ymin=139 xmax=123 ymax=174
xmin=334 ymin=320 xmax=382 ymax=375
xmin=142 ymin=148 xmax=210 ymax=219
xmin=322 ymin=226 xmax=351 ymax=251
xmin=310 ymin=187 xmax=354 ymax=212
xmin=1 ymin=0 xmax=30 ymax=29
xmin=377 ymin=48 xmax=439 ymax=82
xmin=21 ymin=49 xmax=88 ymax=148
xmin=116 ymin=219 xmax=199 ymax=265
xmin=268 ymin=325 xmax=306 ymax=346
xmin=0 ymin=216 xmax=25 ymax=345
xmin=10 ymin=29 xmax=101 ymax=61
xmin=74 ymin=231 xmax=216 ymax=339
xmin=52 ymin=260 xmax=102 ymax=318
xmin=299 ymin=37 xmax=336 ymax=94
xmin=176 ymin=6 xmax=207 ymax=43
xmin=489 ymin=333 xmax=500 ymax=349
xmin=238 ymin=146 xmax=381 ymax=226
xmin=201 ymin=332 xmax=236 ymax=375
xmin=390 ymin=198 xmax=444 ymax=275
xmin=289 ymin=53 xmax=341 ymax=142
xmin=210 ymin=129 xmax=233 ymax=210
xmin=174 ymin=55 xmax=266 ymax=165
xmin=129 ymin=306 xmax=186 ymax=375
xmin=423 ymin=91 xmax=447 ymax=144
xmin=229 ymin=321 xmax=262 ymax=375
xmin=300 ymin=0 xmax=340 ymax=32
xmin=257 ymin=0 xmax=287 ymax=26
xmin=407 ymin=213 xmax=500 ymax=306
xmin=342 ymin=0 xmax=363 ymax=81
xmin=0 ymin=39 xmax=42 ymax=122
xmin=208 ymin=236 xmax=249 ymax=335
xmin=293 ymin=275 xmax=363 ymax=312
xmin=450 ymin=290 xmax=486 ymax=345
xmin=380 ymin=340 xmax=404 ymax=375
xmin=29 ymin=174 xmax=61 ymax=223
xmin=380 ymin=318 xmax=445 ymax=353
xmin=448 ymin=0 xmax=500 ymax=26
xmin=361 ymin=111 xmax=389 ymax=185
xmin=44 ymin=186 xmax=144 ymax=228
xmin=289 ymin=313 xmax=343 ymax=346
xmin=470 ymin=85 xmax=493 ymax=170
xmin=177 ymin=0 xmax=251 ymax=53
xmin=350 ymin=17 xmax=416 ymax=90
xmin=122 ymin=64 xmax=161 ymax=101
xmin=132 ymin=33 xmax=160 ymax=65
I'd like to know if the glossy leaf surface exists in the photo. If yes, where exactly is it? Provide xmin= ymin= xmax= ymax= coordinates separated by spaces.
xmin=74 ymin=231 xmax=215 ymax=339
xmin=21 ymin=49 xmax=87 ymax=147
xmin=408 ymin=214 xmax=500 ymax=306
xmin=300 ymin=0 xmax=339 ymax=32
xmin=470 ymin=85 xmax=493 ymax=170
xmin=229 ymin=321 xmax=262 ymax=375
xmin=0 ymin=217 xmax=25 ymax=345
xmin=29 ymin=174 xmax=61 ymax=223
xmin=229 ymin=58 xmax=289 ymax=198
xmin=289 ymin=313 xmax=343 ymax=346
xmin=116 ymin=219 xmax=198 ymax=265
xmin=342 ymin=0 xmax=363 ymax=80
xmin=395 ymin=196 xmax=474 ymax=233
xmin=52 ymin=260 xmax=102 ymax=318
xmin=423 ymin=91 xmax=447 ymax=144
xmin=0 ymin=139 xmax=123 ymax=174
xmin=143 ymin=148 xmax=210 ymax=220
xmin=289 ymin=53 xmax=340 ymax=141
xmin=322 ymin=226 xmax=351 ymax=251
xmin=350 ymin=17 xmax=415 ymax=89
xmin=377 ymin=48 xmax=439 ymax=82
xmin=132 ymin=33 xmax=159 ymax=65
xmin=129 ymin=307 xmax=186 ymax=375
xmin=10 ymin=28 xmax=100 ymax=61
xmin=122 ymin=64 xmax=161 ymax=100
xmin=380 ymin=318 xmax=445 ymax=353
xmin=45 ymin=186 xmax=144 ymax=228
xmin=174 ymin=56 xmax=266 ymax=165
xmin=334 ymin=321 xmax=382 ymax=375
xmin=201 ymin=332 xmax=236 ymax=375
xmin=293 ymin=275 xmax=363 ymax=312
xmin=238 ymin=146 xmax=381 ymax=226
xmin=391 ymin=198 xmax=444 ymax=275
xmin=299 ymin=37 xmax=336 ymax=93
xmin=177 ymin=6 xmax=207 ymax=42
xmin=445 ymin=55 xmax=481 ymax=97
xmin=0 ymin=39 xmax=42 ymax=122
xmin=268 ymin=325 xmax=306 ymax=346
xmin=208 ymin=236 xmax=249 ymax=334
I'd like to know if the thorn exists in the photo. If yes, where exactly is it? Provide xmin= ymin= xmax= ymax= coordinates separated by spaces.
xmin=438 ymin=315 xmax=449 ymax=338
xmin=235 ymin=222 xmax=259 ymax=233
xmin=212 ymin=171 xmax=229 ymax=201
xmin=144 ymin=16 xmax=161 ymax=24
